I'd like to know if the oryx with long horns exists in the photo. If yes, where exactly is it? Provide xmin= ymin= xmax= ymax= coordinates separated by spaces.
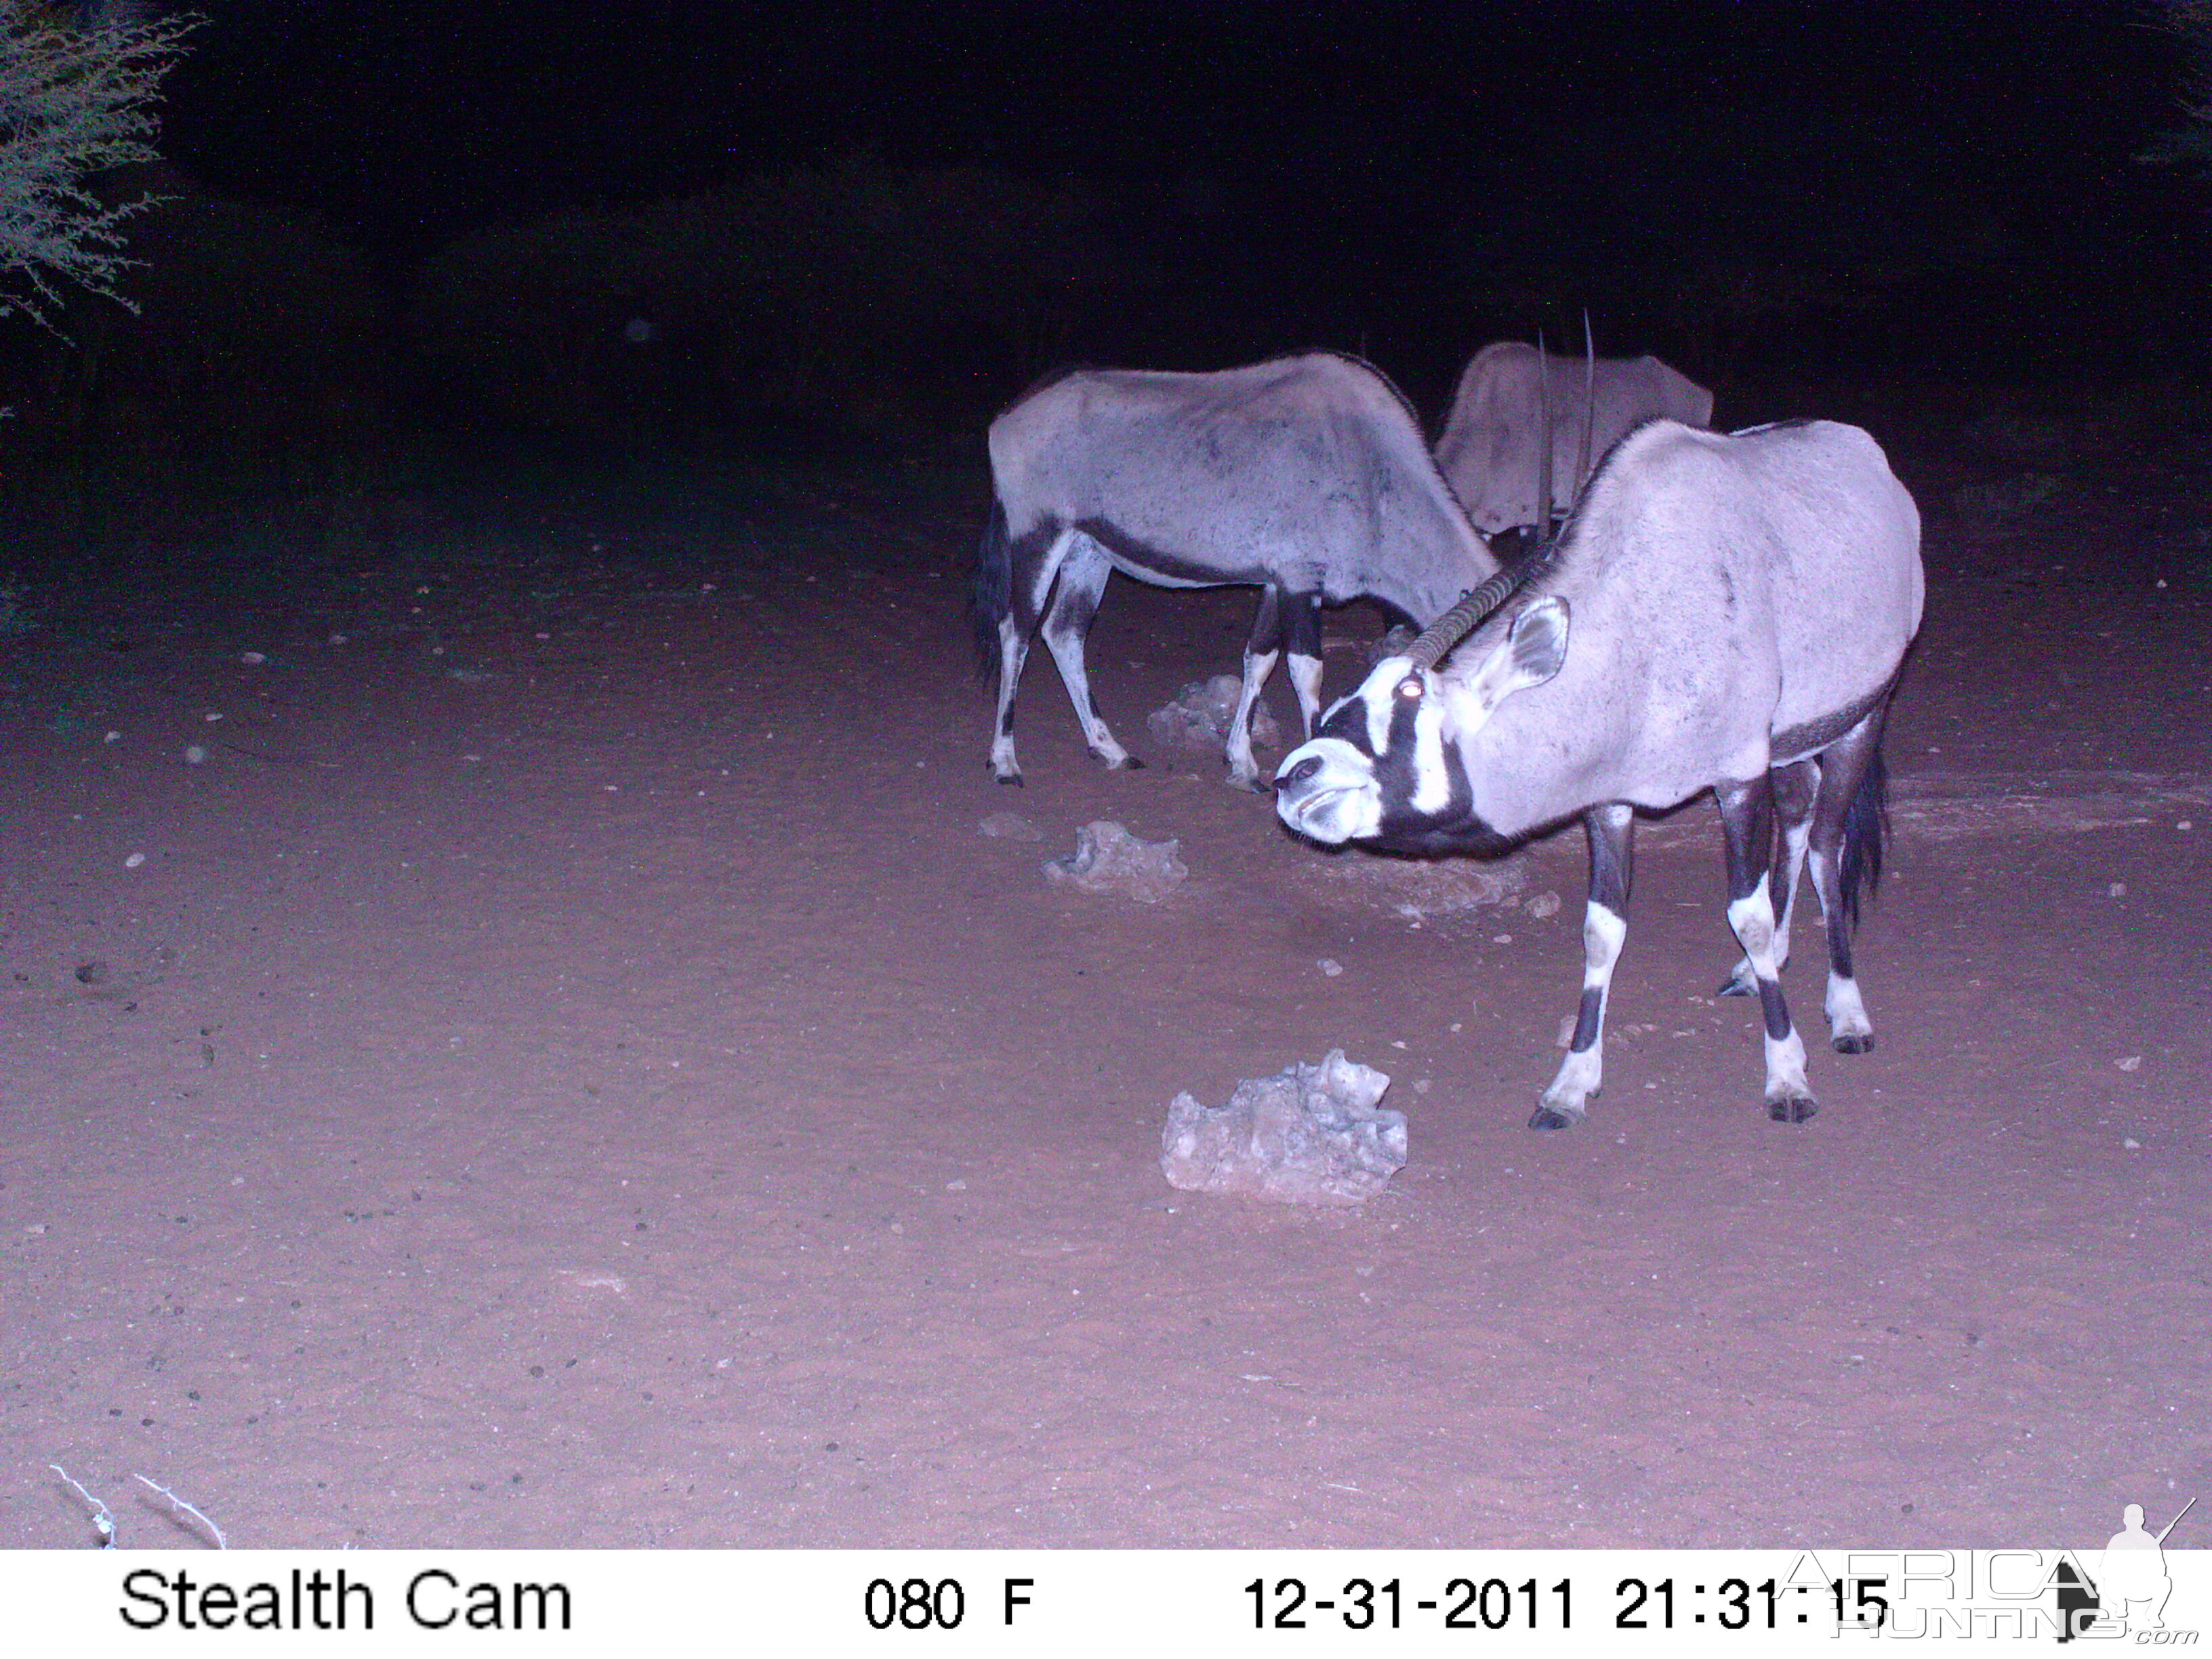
xmin=972 ymin=352 xmax=1501 ymax=790
xmin=1434 ymin=339 xmax=1715 ymax=548
xmin=1273 ymin=417 xmax=1924 ymax=1128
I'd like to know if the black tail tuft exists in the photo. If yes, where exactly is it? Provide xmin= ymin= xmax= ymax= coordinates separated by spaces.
xmin=1837 ymin=743 xmax=1889 ymax=933
xmin=969 ymin=495 xmax=1011 ymax=681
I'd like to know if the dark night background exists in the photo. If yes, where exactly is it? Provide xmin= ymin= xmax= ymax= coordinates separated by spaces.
xmin=2 ymin=0 xmax=2208 ymax=554
xmin=7 ymin=4 xmax=2212 ymax=1555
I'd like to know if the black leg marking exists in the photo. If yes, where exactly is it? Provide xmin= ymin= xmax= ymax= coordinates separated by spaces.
xmin=1719 ymin=775 xmax=1816 ymax=1120
xmin=1529 ymin=803 xmax=1634 ymax=1130
xmin=1567 ymin=985 xmax=1605 ymax=1053
xmin=1804 ymin=700 xmax=1892 ymax=1054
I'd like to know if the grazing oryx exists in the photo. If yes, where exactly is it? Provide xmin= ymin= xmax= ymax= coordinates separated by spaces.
xmin=1433 ymin=341 xmax=1714 ymax=545
xmin=1273 ymin=417 xmax=1923 ymax=1129
xmin=973 ymin=352 xmax=1499 ymax=790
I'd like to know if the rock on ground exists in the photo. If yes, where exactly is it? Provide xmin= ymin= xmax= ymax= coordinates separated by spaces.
xmin=1309 ymin=845 xmax=1528 ymax=923
xmin=977 ymin=811 xmax=1043 ymax=842
xmin=1044 ymin=821 xmax=1187 ymax=903
xmin=1147 ymin=675 xmax=1281 ymax=753
xmin=1160 ymin=1049 xmax=1407 ymax=1207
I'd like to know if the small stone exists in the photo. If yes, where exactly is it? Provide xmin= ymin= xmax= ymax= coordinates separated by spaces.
xmin=945 ymin=1179 xmax=967 ymax=1191
xmin=1317 ymin=958 xmax=1343 ymax=977
xmin=241 ymin=651 xmax=266 ymax=665
xmin=2116 ymin=1055 xmax=2142 ymax=1072
xmin=183 ymin=746 xmax=206 ymax=764
xmin=2108 ymin=882 xmax=2126 ymax=898
xmin=1148 ymin=675 xmax=1281 ymax=752
xmin=2179 ymin=821 xmax=2194 ymax=832
xmin=1525 ymin=890 xmax=1562 ymax=919
xmin=1492 ymin=933 xmax=1513 ymax=945
xmin=1160 ymin=1049 xmax=1406 ymax=1207
xmin=978 ymin=811 xmax=1043 ymax=842
xmin=124 ymin=852 xmax=146 ymax=869
xmin=329 ymin=633 xmax=348 ymax=646
xmin=2122 ymin=1137 xmax=2143 ymax=1149
xmin=1044 ymin=821 xmax=1187 ymax=904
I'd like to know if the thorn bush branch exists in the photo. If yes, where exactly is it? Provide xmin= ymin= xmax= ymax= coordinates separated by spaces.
xmin=0 ymin=2 xmax=200 ymax=331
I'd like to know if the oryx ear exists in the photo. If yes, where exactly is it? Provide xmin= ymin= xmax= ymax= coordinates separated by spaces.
xmin=1507 ymin=596 xmax=1570 ymax=684
xmin=1463 ymin=595 xmax=1570 ymax=717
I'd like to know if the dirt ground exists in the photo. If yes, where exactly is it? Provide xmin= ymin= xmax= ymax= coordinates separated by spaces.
xmin=2 ymin=432 xmax=2208 ymax=1551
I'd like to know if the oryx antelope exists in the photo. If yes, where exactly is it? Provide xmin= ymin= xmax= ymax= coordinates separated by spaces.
xmin=1433 ymin=341 xmax=1715 ymax=544
xmin=973 ymin=352 xmax=1500 ymax=790
xmin=1274 ymin=417 xmax=1923 ymax=1129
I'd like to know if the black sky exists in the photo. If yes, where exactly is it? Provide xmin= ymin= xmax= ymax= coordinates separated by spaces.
xmin=127 ymin=1 xmax=2208 ymax=396
xmin=161 ymin=3 xmax=2186 ymax=252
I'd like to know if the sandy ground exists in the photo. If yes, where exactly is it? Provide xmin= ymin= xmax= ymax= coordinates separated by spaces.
xmin=2 ymin=435 xmax=2207 ymax=1551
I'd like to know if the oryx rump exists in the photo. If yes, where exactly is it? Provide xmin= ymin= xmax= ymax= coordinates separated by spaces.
xmin=1433 ymin=341 xmax=1715 ymax=541
xmin=1274 ymin=417 xmax=1923 ymax=1128
xmin=974 ymin=352 xmax=1498 ymax=789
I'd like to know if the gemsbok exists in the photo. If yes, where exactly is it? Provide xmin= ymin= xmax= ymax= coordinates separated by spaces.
xmin=1273 ymin=417 xmax=1923 ymax=1129
xmin=1433 ymin=340 xmax=1714 ymax=547
xmin=973 ymin=352 xmax=1500 ymax=790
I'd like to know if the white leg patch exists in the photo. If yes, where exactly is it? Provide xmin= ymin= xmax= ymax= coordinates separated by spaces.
xmin=1538 ymin=1044 xmax=1605 ymax=1120
xmin=1727 ymin=887 xmax=1816 ymax=1111
xmin=991 ymin=615 xmax=1027 ymax=781
xmin=1773 ymin=818 xmax=1811 ymax=970
xmin=1725 ymin=890 xmax=1777 ymax=966
xmin=1226 ymin=648 xmax=1279 ymax=787
xmin=1536 ymin=901 xmax=1628 ymax=1121
xmin=1287 ymin=651 xmax=1324 ymax=739
xmin=1826 ymin=972 xmax=1874 ymax=1051
xmin=1765 ymin=1025 xmax=1810 ymax=1099
xmin=1040 ymin=613 xmax=1130 ymax=768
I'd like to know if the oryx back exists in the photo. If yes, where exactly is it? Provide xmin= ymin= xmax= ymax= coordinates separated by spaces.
xmin=1434 ymin=342 xmax=1716 ymax=537
xmin=977 ymin=351 xmax=1497 ymax=787
xmin=1462 ymin=418 xmax=1921 ymax=837
xmin=989 ymin=353 xmax=1481 ymax=615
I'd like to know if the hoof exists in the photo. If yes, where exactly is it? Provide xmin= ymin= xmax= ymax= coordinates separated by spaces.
xmin=1225 ymin=773 xmax=1272 ymax=795
xmin=1094 ymin=752 xmax=1145 ymax=772
xmin=1765 ymin=1095 xmax=1819 ymax=1124
xmin=1832 ymin=1032 xmax=1874 ymax=1055
xmin=1528 ymin=1104 xmax=1582 ymax=1131
xmin=994 ymin=772 xmax=1025 ymax=788
xmin=1717 ymin=971 xmax=1754 ymax=998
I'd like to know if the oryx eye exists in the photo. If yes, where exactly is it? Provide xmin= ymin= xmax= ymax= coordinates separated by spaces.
xmin=1396 ymin=676 xmax=1424 ymax=700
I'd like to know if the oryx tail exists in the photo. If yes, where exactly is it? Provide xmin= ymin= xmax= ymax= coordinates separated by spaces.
xmin=971 ymin=495 xmax=1014 ymax=678
xmin=1837 ymin=743 xmax=1889 ymax=932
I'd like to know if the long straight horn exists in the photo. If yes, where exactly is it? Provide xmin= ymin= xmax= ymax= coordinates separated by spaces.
xmin=1534 ymin=329 xmax=1553 ymax=544
xmin=1575 ymin=309 xmax=1597 ymax=506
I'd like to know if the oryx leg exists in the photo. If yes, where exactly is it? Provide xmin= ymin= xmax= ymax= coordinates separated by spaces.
xmin=1224 ymin=585 xmax=1286 ymax=790
xmin=1717 ymin=775 xmax=1816 ymax=1122
xmin=1719 ymin=757 xmax=1817 ymax=997
xmin=1804 ymin=705 xmax=1889 ymax=1054
xmin=1037 ymin=535 xmax=1140 ymax=772
xmin=1530 ymin=802 xmax=1634 ymax=1130
xmin=1284 ymin=590 xmax=1325 ymax=738
xmin=989 ymin=524 xmax=1076 ymax=785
